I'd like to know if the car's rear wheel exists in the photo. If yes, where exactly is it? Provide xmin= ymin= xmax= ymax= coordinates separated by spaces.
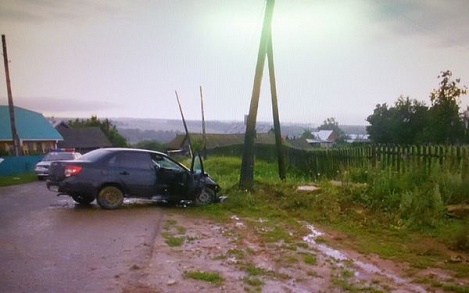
xmin=71 ymin=194 xmax=94 ymax=205
xmin=97 ymin=186 xmax=124 ymax=210
xmin=196 ymin=187 xmax=215 ymax=205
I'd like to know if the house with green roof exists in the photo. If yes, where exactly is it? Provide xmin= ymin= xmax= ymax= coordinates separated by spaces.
xmin=0 ymin=106 xmax=63 ymax=155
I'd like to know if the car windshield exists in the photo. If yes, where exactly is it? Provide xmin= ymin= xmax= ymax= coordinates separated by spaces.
xmin=43 ymin=152 xmax=76 ymax=161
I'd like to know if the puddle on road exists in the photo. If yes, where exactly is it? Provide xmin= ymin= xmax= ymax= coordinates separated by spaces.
xmin=303 ymin=224 xmax=427 ymax=292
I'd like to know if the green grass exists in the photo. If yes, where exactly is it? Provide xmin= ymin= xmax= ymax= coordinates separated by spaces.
xmin=196 ymin=155 xmax=469 ymax=284
xmin=164 ymin=235 xmax=185 ymax=247
xmin=0 ymin=173 xmax=38 ymax=187
xmin=245 ymin=263 xmax=270 ymax=276
xmin=162 ymin=219 xmax=185 ymax=247
xmin=303 ymin=253 xmax=318 ymax=265
xmin=184 ymin=270 xmax=224 ymax=285
xmin=243 ymin=276 xmax=264 ymax=286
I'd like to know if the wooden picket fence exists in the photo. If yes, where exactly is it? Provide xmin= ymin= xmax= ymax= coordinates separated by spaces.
xmin=283 ymin=144 xmax=469 ymax=178
xmin=208 ymin=143 xmax=469 ymax=178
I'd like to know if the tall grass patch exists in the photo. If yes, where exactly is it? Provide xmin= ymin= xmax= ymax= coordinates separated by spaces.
xmin=196 ymin=154 xmax=468 ymax=277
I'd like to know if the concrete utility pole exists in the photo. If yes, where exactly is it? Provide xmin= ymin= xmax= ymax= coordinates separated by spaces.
xmin=2 ymin=35 xmax=21 ymax=156
xmin=240 ymin=0 xmax=284 ymax=188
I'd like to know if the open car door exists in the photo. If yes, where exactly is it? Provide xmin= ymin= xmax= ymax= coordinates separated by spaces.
xmin=190 ymin=153 xmax=221 ymax=204
xmin=191 ymin=153 xmax=204 ymax=177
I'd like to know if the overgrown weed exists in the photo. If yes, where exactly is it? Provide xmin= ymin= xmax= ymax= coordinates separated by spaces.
xmin=198 ymin=155 xmax=469 ymax=278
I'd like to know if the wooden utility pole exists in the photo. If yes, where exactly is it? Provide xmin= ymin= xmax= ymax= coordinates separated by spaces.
xmin=267 ymin=31 xmax=286 ymax=181
xmin=200 ymin=86 xmax=207 ymax=159
xmin=175 ymin=91 xmax=193 ymax=158
xmin=2 ymin=35 xmax=21 ymax=156
xmin=240 ymin=0 xmax=277 ymax=188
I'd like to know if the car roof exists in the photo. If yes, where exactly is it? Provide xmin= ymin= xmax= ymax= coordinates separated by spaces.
xmin=93 ymin=147 xmax=166 ymax=156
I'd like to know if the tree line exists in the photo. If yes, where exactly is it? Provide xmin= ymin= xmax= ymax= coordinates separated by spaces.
xmin=366 ymin=70 xmax=468 ymax=145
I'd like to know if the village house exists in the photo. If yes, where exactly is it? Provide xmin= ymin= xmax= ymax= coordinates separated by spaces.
xmin=306 ymin=130 xmax=337 ymax=148
xmin=0 ymin=106 xmax=63 ymax=155
xmin=53 ymin=120 xmax=112 ymax=153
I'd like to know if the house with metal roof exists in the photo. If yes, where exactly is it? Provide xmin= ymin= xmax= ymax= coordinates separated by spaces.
xmin=0 ymin=106 xmax=63 ymax=155
xmin=306 ymin=130 xmax=337 ymax=148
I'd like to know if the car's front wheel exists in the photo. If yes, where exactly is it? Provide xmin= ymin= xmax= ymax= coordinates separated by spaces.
xmin=196 ymin=187 xmax=215 ymax=205
xmin=71 ymin=194 xmax=94 ymax=205
xmin=97 ymin=186 xmax=124 ymax=210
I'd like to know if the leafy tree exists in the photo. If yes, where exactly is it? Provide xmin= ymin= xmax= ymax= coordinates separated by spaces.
xmin=366 ymin=103 xmax=397 ymax=144
xmin=367 ymin=97 xmax=428 ymax=144
xmin=68 ymin=116 xmax=128 ymax=147
xmin=425 ymin=70 xmax=467 ymax=144
xmin=393 ymin=97 xmax=429 ymax=144
xmin=367 ymin=71 xmax=467 ymax=145
xmin=300 ymin=129 xmax=314 ymax=139
xmin=317 ymin=117 xmax=347 ymax=143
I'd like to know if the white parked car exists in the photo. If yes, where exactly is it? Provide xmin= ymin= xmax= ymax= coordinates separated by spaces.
xmin=34 ymin=151 xmax=82 ymax=180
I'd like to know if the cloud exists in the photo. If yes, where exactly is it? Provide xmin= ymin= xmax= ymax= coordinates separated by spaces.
xmin=373 ymin=0 xmax=469 ymax=48
xmin=12 ymin=96 xmax=116 ymax=115
xmin=0 ymin=6 xmax=44 ymax=24
xmin=0 ymin=0 xmax=118 ymax=24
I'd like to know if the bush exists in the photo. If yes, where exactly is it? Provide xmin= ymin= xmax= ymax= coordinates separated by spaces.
xmin=399 ymin=182 xmax=446 ymax=228
xmin=450 ymin=219 xmax=469 ymax=252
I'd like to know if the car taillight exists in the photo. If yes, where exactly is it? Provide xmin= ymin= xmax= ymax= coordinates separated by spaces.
xmin=64 ymin=165 xmax=82 ymax=177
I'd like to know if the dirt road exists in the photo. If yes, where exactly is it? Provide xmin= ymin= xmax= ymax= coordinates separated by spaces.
xmin=0 ymin=181 xmax=164 ymax=292
xmin=1 ymin=181 xmax=467 ymax=292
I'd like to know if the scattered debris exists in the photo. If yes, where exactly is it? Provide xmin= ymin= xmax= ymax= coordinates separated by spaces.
xmin=447 ymin=255 xmax=464 ymax=263
xmin=296 ymin=185 xmax=320 ymax=192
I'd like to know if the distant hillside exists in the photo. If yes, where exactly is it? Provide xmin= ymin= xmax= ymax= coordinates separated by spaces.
xmin=113 ymin=118 xmax=304 ymax=144
xmin=110 ymin=118 xmax=367 ymax=144
xmin=48 ymin=117 xmax=367 ymax=144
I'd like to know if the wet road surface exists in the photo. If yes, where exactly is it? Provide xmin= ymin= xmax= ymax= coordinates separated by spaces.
xmin=0 ymin=181 xmax=165 ymax=292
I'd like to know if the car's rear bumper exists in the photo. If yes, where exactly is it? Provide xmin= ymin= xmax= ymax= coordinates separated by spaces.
xmin=46 ymin=181 xmax=62 ymax=192
xmin=46 ymin=179 xmax=98 ymax=197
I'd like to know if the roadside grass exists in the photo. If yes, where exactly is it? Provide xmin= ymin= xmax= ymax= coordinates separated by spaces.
xmin=184 ymin=270 xmax=224 ymax=285
xmin=0 ymin=173 xmax=37 ymax=187
xmin=162 ymin=218 xmax=186 ymax=247
xmin=302 ymin=253 xmax=318 ymax=266
xmin=244 ymin=262 xmax=289 ymax=280
xmin=189 ymin=155 xmax=469 ymax=288
xmin=243 ymin=276 xmax=264 ymax=287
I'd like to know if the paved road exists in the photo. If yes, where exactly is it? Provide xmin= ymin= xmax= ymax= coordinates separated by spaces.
xmin=0 ymin=181 xmax=166 ymax=293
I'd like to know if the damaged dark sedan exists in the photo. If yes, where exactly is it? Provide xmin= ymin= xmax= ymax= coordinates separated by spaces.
xmin=46 ymin=148 xmax=222 ymax=209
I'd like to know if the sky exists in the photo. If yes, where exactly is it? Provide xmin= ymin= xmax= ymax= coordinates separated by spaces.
xmin=1 ymin=0 xmax=469 ymax=126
